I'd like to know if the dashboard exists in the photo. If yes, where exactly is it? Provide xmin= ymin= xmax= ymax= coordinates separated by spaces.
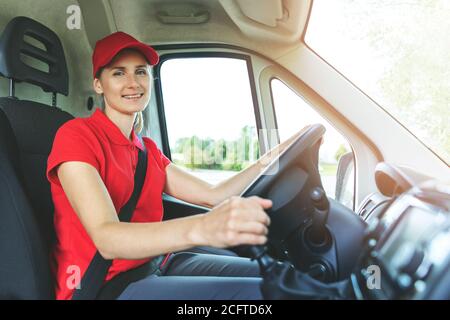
xmin=352 ymin=180 xmax=450 ymax=299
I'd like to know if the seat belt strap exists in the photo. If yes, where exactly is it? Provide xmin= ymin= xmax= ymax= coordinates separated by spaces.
xmin=72 ymin=142 xmax=147 ymax=300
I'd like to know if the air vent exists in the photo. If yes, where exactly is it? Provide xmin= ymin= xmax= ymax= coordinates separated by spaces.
xmin=358 ymin=198 xmax=375 ymax=218
xmin=357 ymin=193 xmax=390 ymax=221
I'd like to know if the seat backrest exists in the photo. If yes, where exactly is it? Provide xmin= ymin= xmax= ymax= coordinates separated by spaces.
xmin=0 ymin=99 xmax=73 ymax=245
xmin=0 ymin=17 xmax=73 ymax=299
xmin=0 ymin=109 xmax=56 ymax=299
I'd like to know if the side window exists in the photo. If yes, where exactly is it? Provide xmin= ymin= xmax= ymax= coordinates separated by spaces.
xmin=160 ymin=57 xmax=259 ymax=184
xmin=271 ymin=79 xmax=355 ymax=209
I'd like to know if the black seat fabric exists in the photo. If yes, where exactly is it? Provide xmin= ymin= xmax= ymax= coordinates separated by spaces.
xmin=0 ymin=99 xmax=73 ymax=246
xmin=0 ymin=109 xmax=56 ymax=299
xmin=0 ymin=17 xmax=73 ymax=299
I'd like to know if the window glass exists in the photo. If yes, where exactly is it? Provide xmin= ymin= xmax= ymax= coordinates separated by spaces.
xmin=271 ymin=79 xmax=354 ymax=208
xmin=160 ymin=57 xmax=259 ymax=184
xmin=305 ymin=0 xmax=450 ymax=164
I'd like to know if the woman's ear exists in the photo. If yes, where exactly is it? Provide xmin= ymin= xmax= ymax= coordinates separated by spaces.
xmin=93 ymin=78 xmax=103 ymax=94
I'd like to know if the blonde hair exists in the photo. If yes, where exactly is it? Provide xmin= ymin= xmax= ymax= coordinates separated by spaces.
xmin=134 ymin=111 xmax=144 ymax=134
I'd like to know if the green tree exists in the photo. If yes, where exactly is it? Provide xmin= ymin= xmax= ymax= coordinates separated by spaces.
xmin=173 ymin=125 xmax=260 ymax=171
xmin=335 ymin=144 xmax=349 ymax=162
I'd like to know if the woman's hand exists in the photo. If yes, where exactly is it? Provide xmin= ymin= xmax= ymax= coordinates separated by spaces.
xmin=197 ymin=196 xmax=272 ymax=248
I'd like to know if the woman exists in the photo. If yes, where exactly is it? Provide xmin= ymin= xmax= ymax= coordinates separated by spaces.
xmin=47 ymin=32 xmax=298 ymax=300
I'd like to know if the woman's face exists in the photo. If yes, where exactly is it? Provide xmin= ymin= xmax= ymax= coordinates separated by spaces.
xmin=93 ymin=49 xmax=151 ymax=115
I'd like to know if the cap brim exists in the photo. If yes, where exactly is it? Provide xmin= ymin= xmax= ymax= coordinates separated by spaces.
xmin=119 ymin=42 xmax=159 ymax=66
xmin=97 ymin=41 xmax=159 ymax=75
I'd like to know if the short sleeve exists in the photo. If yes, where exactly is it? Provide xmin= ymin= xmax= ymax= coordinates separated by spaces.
xmin=158 ymin=148 xmax=171 ymax=168
xmin=47 ymin=120 xmax=101 ymax=187
xmin=143 ymin=137 xmax=171 ymax=169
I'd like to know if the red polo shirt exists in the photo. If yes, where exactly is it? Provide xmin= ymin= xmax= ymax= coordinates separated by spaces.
xmin=47 ymin=108 xmax=171 ymax=300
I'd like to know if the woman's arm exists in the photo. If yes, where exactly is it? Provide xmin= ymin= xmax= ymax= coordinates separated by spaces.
xmin=57 ymin=161 xmax=271 ymax=260
xmin=164 ymin=130 xmax=304 ymax=207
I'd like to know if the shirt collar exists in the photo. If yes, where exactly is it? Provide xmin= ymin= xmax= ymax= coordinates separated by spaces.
xmin=90 ymin=108 xmax=144 ymax=151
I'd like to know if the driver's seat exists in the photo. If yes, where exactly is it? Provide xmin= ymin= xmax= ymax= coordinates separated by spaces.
xmin=0 ymin=16 xmax=73 ymax=299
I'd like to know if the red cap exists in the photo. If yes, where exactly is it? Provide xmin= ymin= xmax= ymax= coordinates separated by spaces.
xmin=92 ymin=31 xmax=159 ymax=78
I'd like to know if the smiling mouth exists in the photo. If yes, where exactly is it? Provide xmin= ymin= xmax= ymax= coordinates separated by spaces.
xmin=122 ymin=93 xmax=144 ymax=100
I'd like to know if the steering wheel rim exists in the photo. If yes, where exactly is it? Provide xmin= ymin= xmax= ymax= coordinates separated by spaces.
xmin=237 ymin=124 xmax=326 ymax=261
xmin=241 ymin=124 xmax=326 ymax=199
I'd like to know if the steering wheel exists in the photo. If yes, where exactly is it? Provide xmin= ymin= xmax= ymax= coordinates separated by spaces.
xmin=238 ymin=123 xmax=367 ymax=283
xmin=241 ymin=123 xmax=326 ymax=245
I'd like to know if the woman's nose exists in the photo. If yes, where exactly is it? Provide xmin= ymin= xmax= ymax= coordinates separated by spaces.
xmin=126 ymin=74 xmax=141 ymax=88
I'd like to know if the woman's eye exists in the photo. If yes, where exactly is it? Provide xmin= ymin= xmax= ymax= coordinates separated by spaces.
xmin=136 ymin=69 xmax=147 ymax=75
xmin=113 ymin=71 xmax=124 ymax=76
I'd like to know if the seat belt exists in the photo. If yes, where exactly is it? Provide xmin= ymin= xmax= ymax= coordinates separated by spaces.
xmin=72 ymin=142 xmax=148 ymax=300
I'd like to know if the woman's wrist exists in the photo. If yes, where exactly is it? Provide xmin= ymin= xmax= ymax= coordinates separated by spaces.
xmin=186 ymin=214 xmax=209 ymax=247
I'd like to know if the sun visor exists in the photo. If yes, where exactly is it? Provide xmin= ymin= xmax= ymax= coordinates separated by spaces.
xmin=219 ymin=0 xmax=311 ymax=44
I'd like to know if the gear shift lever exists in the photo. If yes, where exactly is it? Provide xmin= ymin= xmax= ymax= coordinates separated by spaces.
xmin=307 ymin=187 xmax=330 ymax=248
xmin=246 ymin=245 xmax=278 ymax=275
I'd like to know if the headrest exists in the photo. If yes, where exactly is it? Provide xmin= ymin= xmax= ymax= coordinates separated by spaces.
xmin=0 ymin=16 xmax=68 ymax=95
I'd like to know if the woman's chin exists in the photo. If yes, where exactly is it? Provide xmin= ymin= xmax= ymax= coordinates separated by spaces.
xmin=118 ymin=101 xmax=147 ymax=113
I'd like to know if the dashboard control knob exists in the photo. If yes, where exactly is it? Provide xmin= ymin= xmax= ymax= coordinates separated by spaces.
xmin=308 ymin=263 xmax=327 ymax=281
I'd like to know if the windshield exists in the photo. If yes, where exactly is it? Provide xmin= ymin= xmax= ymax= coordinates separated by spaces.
xmin=305 ymin=0 xmax=450 ymax=165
